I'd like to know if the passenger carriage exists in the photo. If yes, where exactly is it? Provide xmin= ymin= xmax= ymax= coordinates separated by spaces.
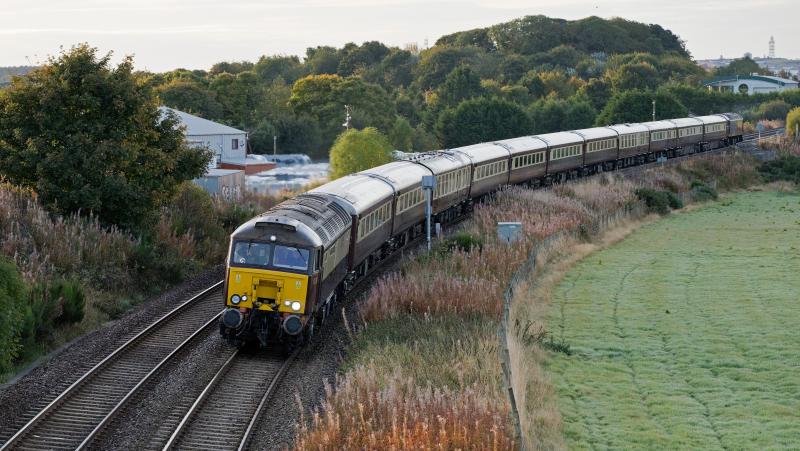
xmin=641 ymin=121 xmax=678 ymax=156
xmin=405 ymin=152 xmax=471 ymax=222
xmin=668 ymin=117 xmax=704 ymax=151
xmin=535 ymin=131 xmax=585 ymax=180
xmin=695 ymin=115 xmax=730 ymax=149
xmin=449 ymin=142 xmax=511 ymax=198
xmin=606 ymin=124 xmax=649 ymax=166
xmin=572 ymin=127 xmax=619 ymax=172
xmin=499 ymin=136 xmax=549 ymax=186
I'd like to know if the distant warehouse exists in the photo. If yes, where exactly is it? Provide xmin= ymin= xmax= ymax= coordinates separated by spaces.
xmin=703 ymin=75 xmax=799 ymax=95
xmin=161 ymin=106 xmax=277 ymax=199
xmin=160 ymin=106 xmax=275 ymax=174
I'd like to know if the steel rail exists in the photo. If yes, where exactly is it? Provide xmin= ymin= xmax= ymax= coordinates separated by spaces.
xmin=75 ymin=311 xmax=224 ymax=450
xmin=0 ymin=281 xmax=224 ymax=451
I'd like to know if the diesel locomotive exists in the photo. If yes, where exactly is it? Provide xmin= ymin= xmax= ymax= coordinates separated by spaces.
xmin=219 ymin=113 xmax=744 ymax=348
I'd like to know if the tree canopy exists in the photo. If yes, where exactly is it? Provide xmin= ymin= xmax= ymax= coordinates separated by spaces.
xmin=595 ymin=90 xmax=688 ymax=125
xmin=437 ymin=97 xmax=531 ymax=148
xmin=329 ymin=128 xmax=393 ymax=179
xmin=0 ymin=44 xmax=210 ymax=228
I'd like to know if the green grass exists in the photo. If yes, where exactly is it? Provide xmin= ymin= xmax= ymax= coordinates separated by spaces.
xmin=546 ymin=190 xmax=800 ymax=450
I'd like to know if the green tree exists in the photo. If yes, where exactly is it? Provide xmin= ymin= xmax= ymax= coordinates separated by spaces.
xmin=0 ymin=44 xmax=210 ymax=228
xmin=595 ymin=90 xmax=688 ymax=125
xmin=437 ymin=97 xmax=531 ymax=148
xmin=388 ymin=117 xmax=414 ymax=151
xmin=437 ymin=66 xmax=485 ymax=107
xmin=413 ymin=46 xmax=480 ymax=89
xmin=612 ymin=62 xmax=660 ymax=91
xmin=156 ymin=78 xmax=223 ymax=120
xmin=254 ymin=55 xmax=305 ymax=83
xmin=305 ymin=46 xmax=342 ymax=75
xmin=329 ymin=127 xmax=393 ymax=179
xmin=715 ymin=56 xmax=770 ymax=76
xmin=788 ymin=107 xmax=800 ymax=140
xmin=577 ymin=78 xmax=613 ymax=110
xmin=274 ymin=115 xmax=324 ymax=157
xmin=289 ymin=74 xmax=396 ymax=151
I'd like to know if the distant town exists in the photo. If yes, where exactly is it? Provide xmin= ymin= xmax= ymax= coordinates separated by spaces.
xmin=697 ymin=36 xmax=800 ymax=79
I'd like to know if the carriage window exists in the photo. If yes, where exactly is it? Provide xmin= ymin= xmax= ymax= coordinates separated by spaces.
xmin=232 ymin=241 xmax=271 ymax=267
xmin=273 ymin=245 xmax=310 ymax=271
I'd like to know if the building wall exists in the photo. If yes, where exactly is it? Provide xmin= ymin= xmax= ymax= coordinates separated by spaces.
xmin=708 ymin=80 xmax=799 ymax=95
xmin=185 ymin=133 xmax=247 ymax=163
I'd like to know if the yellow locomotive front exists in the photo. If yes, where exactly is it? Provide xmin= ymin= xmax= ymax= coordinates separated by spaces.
xmin=220 ymin=215 xmax=321 ymax=348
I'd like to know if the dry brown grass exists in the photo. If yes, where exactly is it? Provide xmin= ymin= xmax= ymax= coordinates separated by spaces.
xmin=294 ymin=365 xmax=515 ymax=450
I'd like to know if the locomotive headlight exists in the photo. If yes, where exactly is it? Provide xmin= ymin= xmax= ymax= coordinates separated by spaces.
xmin=242 ymin=295 xmax=248 ymax=302
xmin=291 ymin=301 xmax=302 ymax=312
xmin=231 ymin=294 xmax=241 ymax=305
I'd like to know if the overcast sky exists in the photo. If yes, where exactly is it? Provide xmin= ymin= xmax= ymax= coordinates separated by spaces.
xmin=2 ymin=0 xmax=797 ymax=71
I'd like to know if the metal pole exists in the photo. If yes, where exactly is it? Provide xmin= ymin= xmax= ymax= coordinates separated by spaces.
xmin=273 ymin=135 xmax=277 ymax=155
xmin=425 ymin=188 xmax=432 ymax=252
xmin=652 ymin=100 xmax=656 ymax=121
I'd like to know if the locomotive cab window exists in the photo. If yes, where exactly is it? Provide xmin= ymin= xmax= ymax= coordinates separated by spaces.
xmin=273 ymin=245 xmax=310 ymax=271
xmin=232 ymin=241 xmax=271 ymax=267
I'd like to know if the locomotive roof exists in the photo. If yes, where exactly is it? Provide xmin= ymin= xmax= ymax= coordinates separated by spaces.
xmin=494 ymin=136 xmax=548 ymax=155
xmin=694 ymin=115 xmax=728 ymax=124
xmin=309 ymin=173 xmax=395 ymax=216
xmin=605 ymin=123 xmax=649 ymax=134
xmin=360 ymin=161 xmax=431 ymax=192
xmin=668 ymin=117 xmax=703 ymax=128
xmin=404 ymin=151 xmax=469 ymax=175
xmin=534 ymin=131 xmax=584 ymax=147
xmin=231 ymin=193 xmax=351 ymax=248
xmin=449 ymin=142 xmax=510 ymax=164
xmin=640 ymin=121 xmax=677 ymax=131
xmin=721 ymin=112 xmax=743 ymax=121
xmin=571 ymin=127 xmax=617 ymax=140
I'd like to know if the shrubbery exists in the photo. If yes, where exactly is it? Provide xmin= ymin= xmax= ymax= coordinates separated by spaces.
xmin=759 ymin=155 xmax=800 ymax=184
xmin=635 ymin=188 xmax=683 ymax=215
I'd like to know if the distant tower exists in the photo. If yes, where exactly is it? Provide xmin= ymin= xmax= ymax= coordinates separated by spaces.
xmin=769 ymin=36 xmax=775 ymax=58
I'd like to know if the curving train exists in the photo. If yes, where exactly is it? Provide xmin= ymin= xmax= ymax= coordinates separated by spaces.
xmin=219 ymin=113 xmax=744 ymax=348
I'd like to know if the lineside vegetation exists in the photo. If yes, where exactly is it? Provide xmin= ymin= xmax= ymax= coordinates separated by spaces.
xmin=293 ymin=151 xmax=763 ymax=449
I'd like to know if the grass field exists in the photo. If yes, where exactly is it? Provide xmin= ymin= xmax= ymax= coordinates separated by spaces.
xmin=547 ymin=190 xmax=800 ymax=450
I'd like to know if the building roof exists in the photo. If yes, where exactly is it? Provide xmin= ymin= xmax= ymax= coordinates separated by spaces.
xmin=160 ymin=106 xmax=246 ymax=136
xmin=702 ymin=75 xmax=799 ymax=87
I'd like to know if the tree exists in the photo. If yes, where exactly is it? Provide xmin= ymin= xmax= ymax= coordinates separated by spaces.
xmin=715 ymin=56 xmax=770 ymax=76
xmin=329 ymin=128 xmax=393 ymax=179
xmin=156 ymin=78 xmax=223 ymax=120
xmin=758 ymin=100 xmax=792 ymax=121
xmin=437 ymin=97 xmax=531 ymax=148
xmin=305 ymin=46 xmax=342 ymax=75
xmin=289 ymin=75 xmax=396 ymax=151
xmin=577 ymin=78 xmax=613 ymax=110
xmin=274 ymin=115 xmax=324 ymax=157
xmin=413 ymin=46 xmax=480 ymax=89
xmin=254 ymin=55 xmax=305 ymax=83
xmin=0 ymin=44 xmax=210 ymax=228
xmin=388 ymin=117 xmax=414 ymax=151
xmin=437 ymin=66 xmax=484 ymax=107
xmin=595 ymin=90 xmax=687 ymax=125
xmin=787 ymin=107 xmax=800 ymax=140
xmin=612 ymin=62 xmax=660 ymax=91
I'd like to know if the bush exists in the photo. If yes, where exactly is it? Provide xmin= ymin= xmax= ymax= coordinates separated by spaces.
xmin=635 ymin=188 xmax=679 ymax=215
xmin=50 ymin=279 xmax=86 ymax=325
xmin=690 ymin=181 xmax=719 ymax=202
xmin=759 ymin=155 xmax=800 ymax=184
xmin=0 ymin=258 xmax=25 ymax=375
xmin=440 ymin=231 xmax=484 ymax=253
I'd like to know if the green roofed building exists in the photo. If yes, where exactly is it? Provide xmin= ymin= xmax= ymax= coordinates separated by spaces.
xmin=703 ymin=75 xmax=799 ymax=95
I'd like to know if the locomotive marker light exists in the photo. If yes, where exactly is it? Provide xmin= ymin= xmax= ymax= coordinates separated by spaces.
xmin=422 ymin=175 xmax=436 ymax=251
xmin=498 ymin=222 xmax=523 ymax=243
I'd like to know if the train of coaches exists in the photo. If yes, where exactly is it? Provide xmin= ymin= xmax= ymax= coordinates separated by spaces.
xmin=219 ymin=113 xmax=744 ymax=348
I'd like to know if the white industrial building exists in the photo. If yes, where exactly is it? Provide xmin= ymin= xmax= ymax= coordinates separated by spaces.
xmin=160 ymin=106 xmax=248 ymax=166
xmin=703 ymin=75 xmax=799 ymax=95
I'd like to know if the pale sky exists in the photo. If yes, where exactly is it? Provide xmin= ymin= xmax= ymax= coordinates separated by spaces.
xmin=2 ymin=0 xmax=798 ymax=72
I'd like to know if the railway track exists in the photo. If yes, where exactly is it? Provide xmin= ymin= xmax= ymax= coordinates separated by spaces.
xmin=160 ymin=350 xmax=296 ymax=451
xmin=0 ymin=283 xmax=224 ymax=451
